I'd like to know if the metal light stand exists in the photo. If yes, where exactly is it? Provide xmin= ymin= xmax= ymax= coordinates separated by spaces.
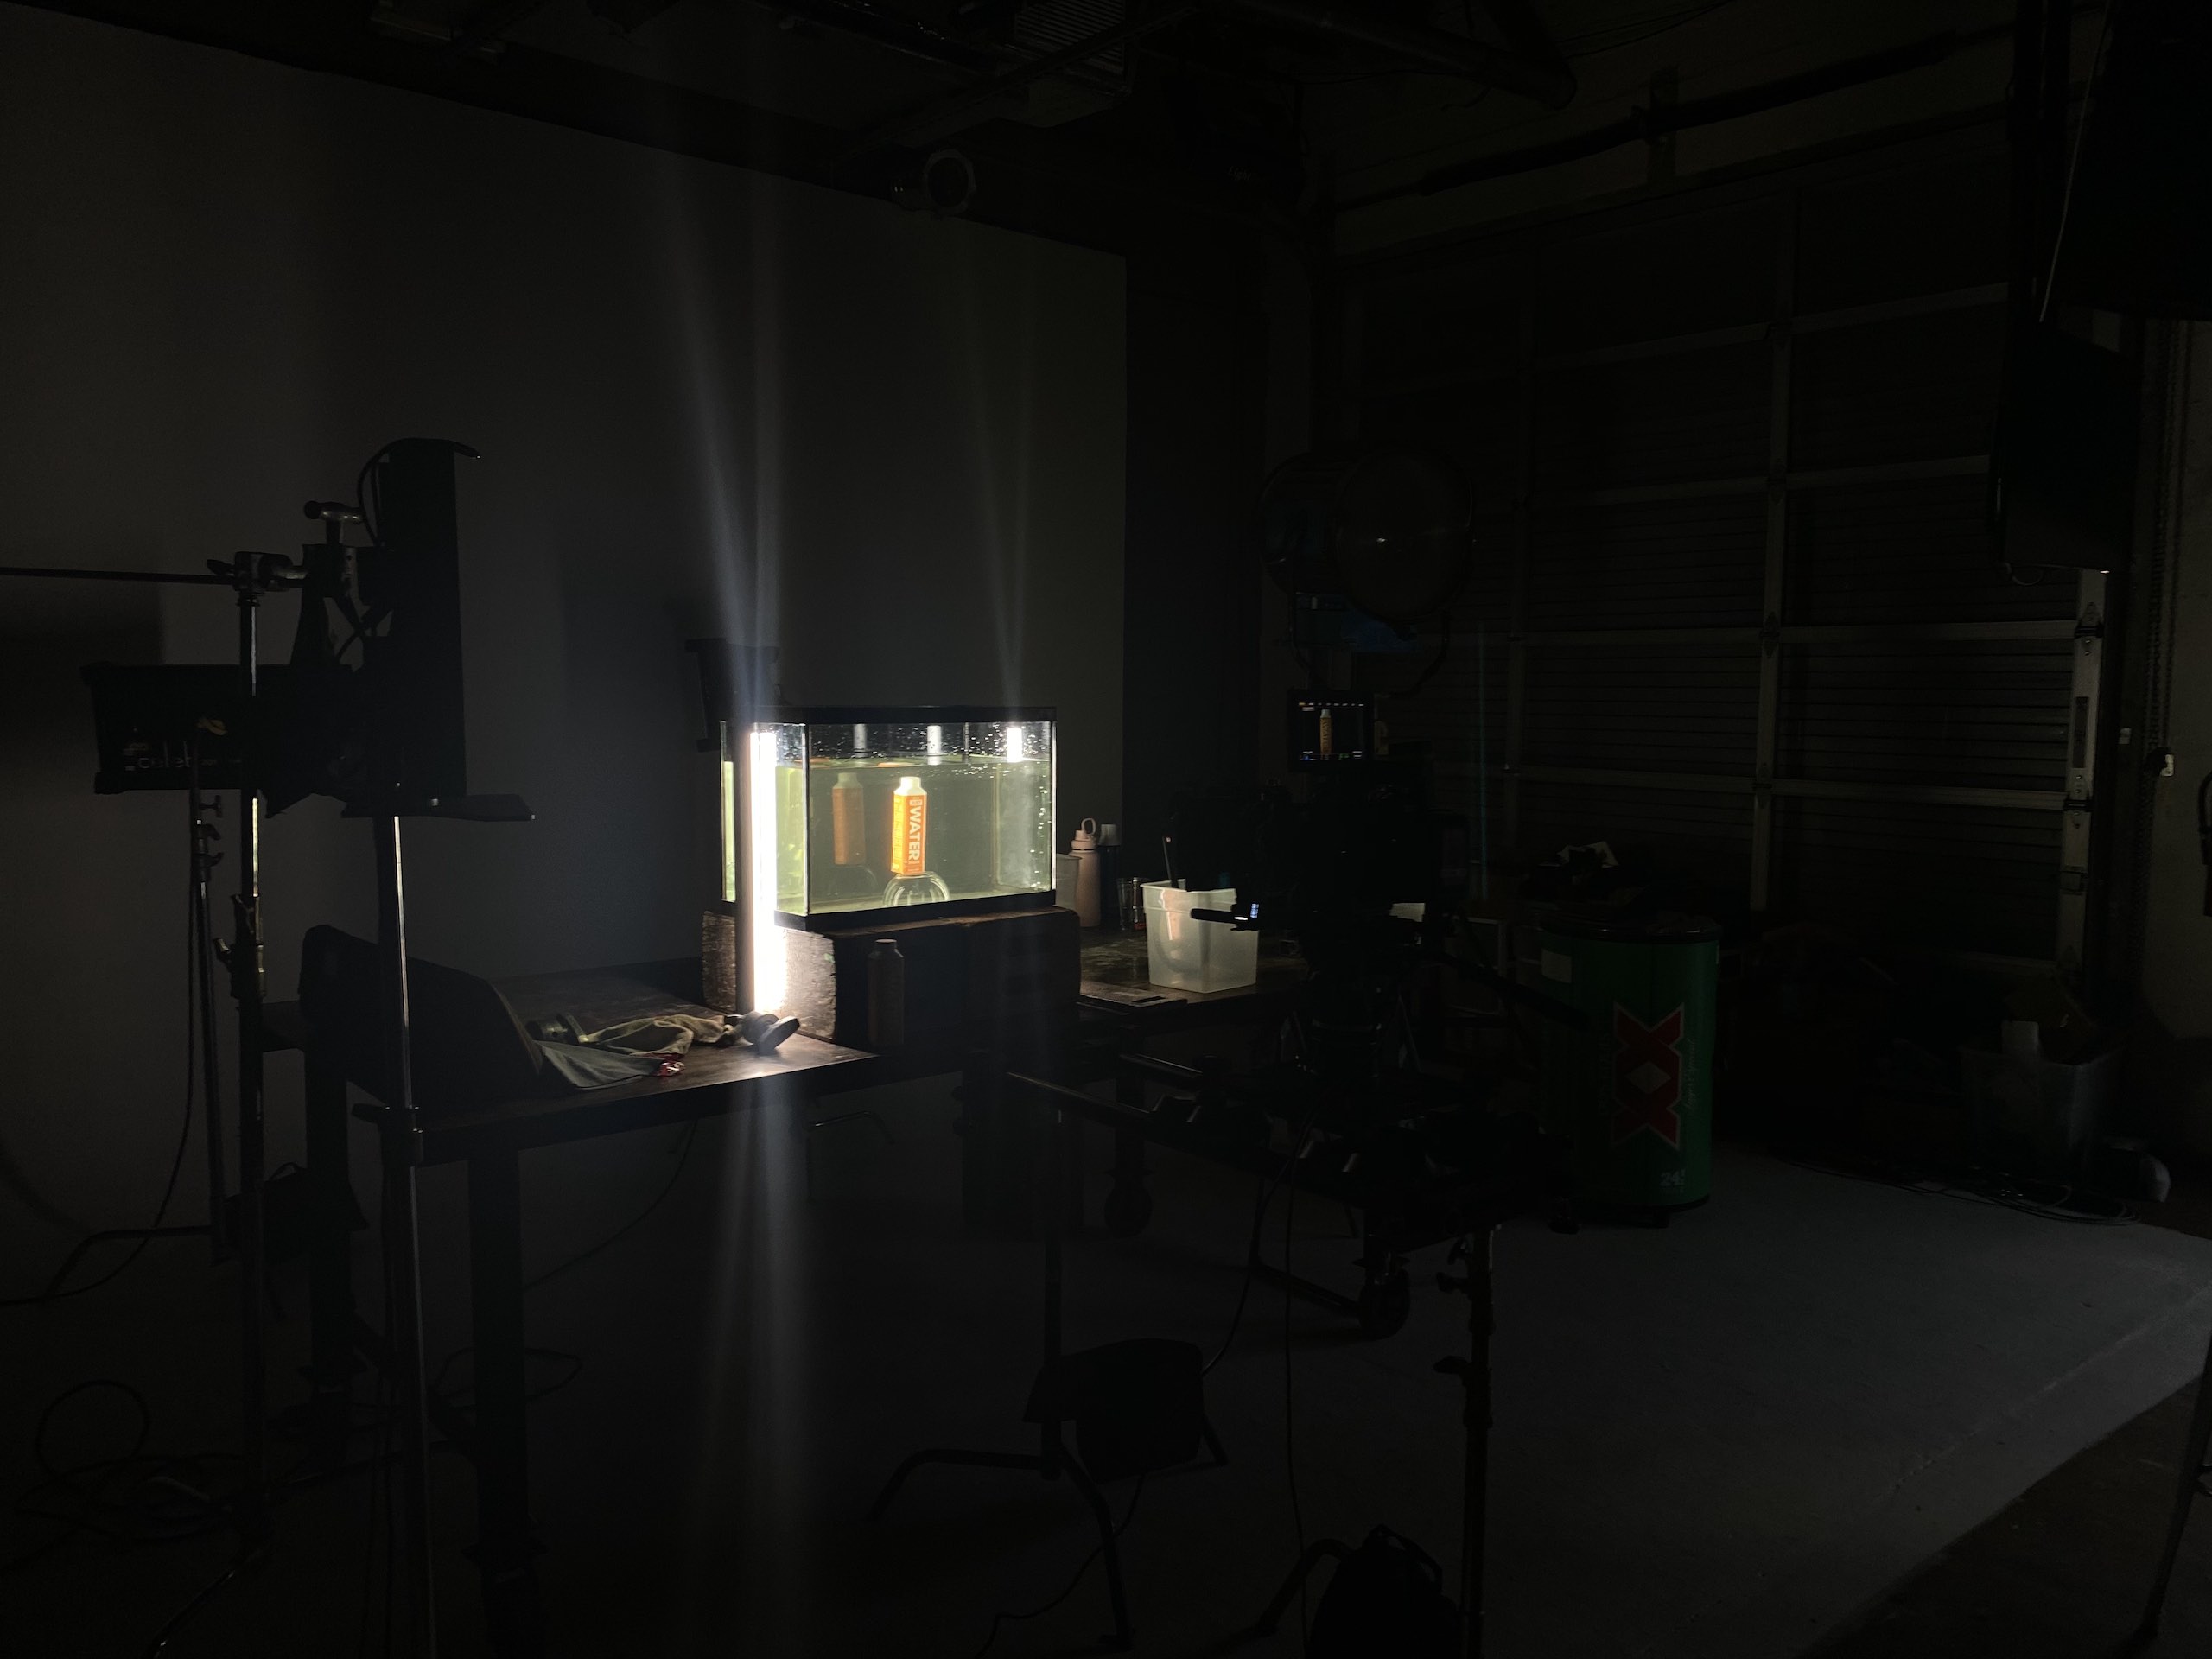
xmin=35 ymin=744 xmax=233 ymax=1290
xmin=191 ymin=746 xmax=232 ymax=1267
xmin=1239 ymin=1220 xmax=1501 ymax=1659
xmin=2 ymin=554 xmax=295 ymax=1555
xmin=225 ymin=549 xmax=279 ymax=1551
xmin=357 ymin=805 xmax=440 ymax=1656
xmin=1435 ymin=1228 xmax=1497 ymax=1659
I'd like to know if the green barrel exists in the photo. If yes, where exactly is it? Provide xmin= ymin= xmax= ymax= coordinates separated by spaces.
xmin=1537 ymin=911 xmax=1719 ymax=1211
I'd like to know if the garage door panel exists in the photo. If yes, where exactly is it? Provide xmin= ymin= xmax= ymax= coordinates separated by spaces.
xmin=1534 ymin=345 xmax=1768 ymax=492
xmin=1535 ymin=201 xmax=1776 ymax=350
xmin=1526 ymin=646 xmax=1760 ymax=773
xmin=1790 ymin=308 xmax=2006 ymax=470
xmin=1777 ymin=642 xmax=2073 ymax=792
xmin=1785 ymin=476 xmax=2075 ymax=626
xmin=1770 ymin=798 xmax=2059 ymax=959
xmin=1340 ymin=126 xmax=2072 ymax=966
xmin=1519 ymin=779 xmax=1751 ymax=894
xmin=1795 ymin=148 xmax=2010 ymax=312
xmin=1527 ymin=497 xmax=1765 ymax=629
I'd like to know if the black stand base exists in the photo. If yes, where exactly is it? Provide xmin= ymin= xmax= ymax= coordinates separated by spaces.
xmin=1239 ymin=1537 xmax=1354 ymax=1642
xmin=868 ymin=1446 xmax=1134 ymax=1650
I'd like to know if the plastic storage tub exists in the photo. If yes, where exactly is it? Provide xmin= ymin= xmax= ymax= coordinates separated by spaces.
xmin=1957 ymin=1043 xmax=2120 ymax=1180
xmin=1143 ymin=882 xmax=1259 ymax=993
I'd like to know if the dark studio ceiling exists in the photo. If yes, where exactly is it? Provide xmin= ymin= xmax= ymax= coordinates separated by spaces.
xmin=19 ymin=0 xmax=2022 ymax=252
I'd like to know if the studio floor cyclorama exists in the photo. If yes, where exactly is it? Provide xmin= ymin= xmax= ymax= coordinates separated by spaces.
xmin=12 ymin=1080 xmax=2212 ymax=1658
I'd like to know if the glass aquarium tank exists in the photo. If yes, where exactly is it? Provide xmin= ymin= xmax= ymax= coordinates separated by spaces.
xmin=749 ymin=709 xmax=1056 ymax=930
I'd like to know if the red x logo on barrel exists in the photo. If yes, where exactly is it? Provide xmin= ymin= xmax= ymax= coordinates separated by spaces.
xmin=1612 ymin=1005 xmax=1684 ymax=1149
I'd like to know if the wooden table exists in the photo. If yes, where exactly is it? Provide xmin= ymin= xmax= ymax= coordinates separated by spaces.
xmin=270 ymin=943 xmax=1313 ymax=1656
xmin=1077 ymin=928 xmax=1309 ymax=1025
xmin=269 ymin=962 xmax=892 ymax=1658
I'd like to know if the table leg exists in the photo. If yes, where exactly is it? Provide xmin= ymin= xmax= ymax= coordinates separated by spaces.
xmin=468 ymin=1147 xmax=544 ymax=1657
xmin=959 ymin=1049 xmax=1038 ymax=1236
xmin=303 ymin=1055 xmax=355 ymax=1468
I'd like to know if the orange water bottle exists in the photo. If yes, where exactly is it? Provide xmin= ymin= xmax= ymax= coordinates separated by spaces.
xmin=890 ymin=775 xmax=928 ymax=876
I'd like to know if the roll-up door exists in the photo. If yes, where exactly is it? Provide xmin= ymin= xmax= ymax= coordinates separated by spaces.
xmin=1345 ymin=124 xmax=2101 ymax=971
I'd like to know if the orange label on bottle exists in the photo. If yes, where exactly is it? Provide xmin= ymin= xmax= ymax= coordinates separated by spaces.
xmin=891 ymin=786 xmax=927 ymax=876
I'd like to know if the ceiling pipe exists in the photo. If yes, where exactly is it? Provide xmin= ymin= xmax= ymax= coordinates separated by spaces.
xmin=1208 ymin=0 xmax=1576 ymax=107
xmin=842 ymin=3 xmax=1197 ymax=160
xmin=842 ymin=0 xmax=1575 ymax=164
xmin=1377 ymin=25 xmax=1987 ymax=204
xmin=760 ymin=0 xmax=1124 ymax=98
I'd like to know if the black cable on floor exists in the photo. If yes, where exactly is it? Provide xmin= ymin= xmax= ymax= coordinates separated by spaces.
xmin=972 ymin=1471 xmax=1147 ymax=1658
xmin=428 ymin=1344 xmax=587 ymax=1409
xmin=3 ymin=1381 xmax=238 ymax=1580
xmin=1206 ymin=1099 xmax=1332 ymax=1376
xmin=1203 ymin=1172 xmax=1273 ymax=1376
xmin=524 ymin=1118 xmax=699 ymax=1293
xmin=0 ymin=889 xmax=202 ymax=1308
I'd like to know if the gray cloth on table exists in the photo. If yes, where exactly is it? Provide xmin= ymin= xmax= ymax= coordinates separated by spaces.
xmin=527 ymin=1009 xmax=736 ymax=1090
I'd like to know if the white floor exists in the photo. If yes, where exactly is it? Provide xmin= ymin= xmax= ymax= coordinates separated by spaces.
xmin=10 ymin=1084 xmax=2212 ymax=1657
xmin=523 ymin=1089 xmax=2212 ymax=1657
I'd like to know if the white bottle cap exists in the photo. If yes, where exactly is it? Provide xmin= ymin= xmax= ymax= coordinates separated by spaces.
xmin=899 ymin=775 xmax=921 ymax=789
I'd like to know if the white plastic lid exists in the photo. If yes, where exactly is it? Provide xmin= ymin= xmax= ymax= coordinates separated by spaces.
xmin=899 ymin=775 xmax=921 ymax=789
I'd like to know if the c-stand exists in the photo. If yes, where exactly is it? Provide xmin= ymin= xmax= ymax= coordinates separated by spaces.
xmin=2 ymin=550 xmax=299 ymax=1554
xmin=35 ymin=750 xmax=232 ymax=1289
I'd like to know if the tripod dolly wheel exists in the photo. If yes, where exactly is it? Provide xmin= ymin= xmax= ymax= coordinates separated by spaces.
xmin=1357 ymin=1267 xmax=1411 ymax=1339
xmin=1103 ymin=1180 xmax=1153 ymax=1237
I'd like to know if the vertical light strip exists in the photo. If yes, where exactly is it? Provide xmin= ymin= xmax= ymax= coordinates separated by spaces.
xmin=747 ymin=725 xmax=786 ymax=1013
xmin=719 ymin=721 xmax=738 ymax=906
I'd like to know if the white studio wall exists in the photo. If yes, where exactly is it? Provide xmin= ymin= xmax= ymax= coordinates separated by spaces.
xmin=0 ymin=2 xmax=1125 ymax=1236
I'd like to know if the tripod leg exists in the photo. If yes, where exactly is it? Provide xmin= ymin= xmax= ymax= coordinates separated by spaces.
xmin=1201 ymin=1413 xmax=1229 ymax=1466
xmin=2134 ymin=1319 xmax=2212 ymax=1645
xmin=1241 ymin=1538 xmax=1352 ymax=1638
xmin=1062 ymin=1455 xmax=1132 ymax=1649
xmin=866 ymin=1448 xmax=1044 ymax=1522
